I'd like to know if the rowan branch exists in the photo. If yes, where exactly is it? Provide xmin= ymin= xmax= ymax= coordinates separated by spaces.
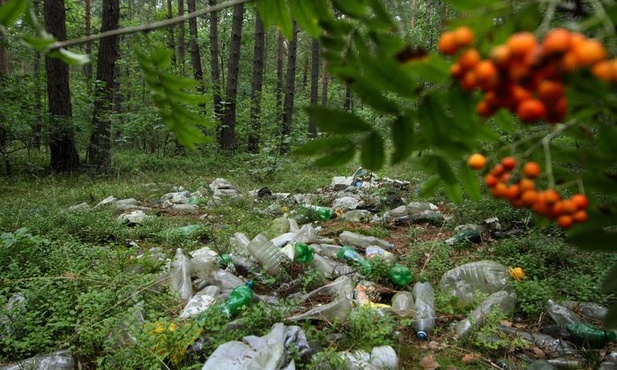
xmin=49 ymin=0 xmax=254 ymax=50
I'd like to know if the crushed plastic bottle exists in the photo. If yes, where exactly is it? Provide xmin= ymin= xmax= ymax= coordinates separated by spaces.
xmin=246 ymin=234 xmax=289 ymax=275
xmin=546 ymin=299 xmax=581 ymax=326
xmin=562 ymin=300 xmax=608 ymax=321
xmin=388 ymin=264 xmax=413 ymax=286
xmin=170 ymin=248 xmax=193 ymax=302
xmin=365 ymin=246 xmax=396 ymax=264
xmin=412 ymin=282 xmax=436 ymax=340
xmin=337 ymin=245 xmax=372 ymax=273
xmin=220 ymin=281 xmax=254 ymax=318
xmin=294 ymin=243 xmax=314 ymax=264
xmin=498 ymin=325 xmax=577 ymax=355
xmin=439 ymin=260 xmax=511 ymax=306
xmin=338 ymin=231 xmax=394 ymax=250
xmin=391 ymin=291 xmax=414 ymax=318
xmin=444 ymin=229 xmax=482 ymax=245
xmin=304 ymin=204 xmax=334 ymax=221
xmin=455 ymin=290 xmax=517 ymax=337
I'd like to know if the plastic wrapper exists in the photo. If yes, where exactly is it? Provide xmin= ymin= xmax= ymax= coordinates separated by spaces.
xmin=189 ymin=247 xmax=219 ymax=280
xmin=179 ymin=285 xmax=221 ymax=319
xmin=0 ymin=350 xmax=75 ymax=370
xmin=439 ymin=260 xmax=511 ymax=306
xmin=455 ymin=290 xmax=517 ymax=337
xmin=337 ymin=345 xmax=399 ymax=370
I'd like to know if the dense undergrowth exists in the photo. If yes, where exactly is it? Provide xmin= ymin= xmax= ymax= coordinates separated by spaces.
xmin=0 ymin=150 xmax=615 ymax=369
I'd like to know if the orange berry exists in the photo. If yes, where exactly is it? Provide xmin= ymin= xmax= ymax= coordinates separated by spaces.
xmin=475 ymin=60 xmax=499 ymax=91
xmin=491 ymin=182 xmax=509 ymax=198
xmin=467 ymin=153 xmax=487 ymax=170
xmin=557 ymin=214 xmax=574 ymax=229
xmin=458 ymin=48 xmax=482 ymax=70
xmin=547 ymin=97 xmax=568 ymax=123
xmin=560 ymin=199 xmax=577 ymax=214
xmin=537 ymin=80 xmax=564 ymax=104
xmin=500 ymin=172 xmax=511 ymax=183
xmin=544 ymin=189 xmax=561 ymax=205
xmin=476 ymin=99 xmax=494 ymax=117
xmin=501 ymin=156 xmax=517 ymax=170
xmin=506 ymin=184 xmax=521 ymax=201
xmin=460 ymin=71 xmax=478 ymax=91
xmin=510 ymin=84 xmax=532 ymax=105
xmin=542 ymin=28 xmax=572 ymax=56
xmin=517 ymin=99 xmax=547 ymax=123
xmin=519 ymin=178 xmax=535 ymax=192
xmin=490 ymin=45 xmax=511 ymax=69
xmin=523 ymin=161 xmax=541 ymax=178
xmin=573 ymin=39 xmax=607 ymax=66
xmin=453 ymin=26 xmax=475 ymax=47
xmin=449 ymin=63 xmax=464 ymax=78
xmin=571 ymin=194 xmax=588 ymax=210
xmin=521 ymin=190 xmax=538 ymax=206
xmin=507 ymin=32 xmax=538 ymax=58
xmin=491 ymin=163 xmax=506 ymax=177
xmin=438 ymin=32 xmax=459 ymax=55
xmin=591 ymin=60 xmax=615 ymax=82
xmin=559 ymin=51 xmax=579 ymax=73
xmin=572 ymin=210 xmax=588 ymax=223
xmin=484 ymin=174 xmax=498 ymax=187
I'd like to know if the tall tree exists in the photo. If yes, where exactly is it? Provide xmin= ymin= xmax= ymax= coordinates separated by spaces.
xmin=248 ymin=11 xmax=265 ymax=153
xmin=177 ymin=0 xmax=186 ymax=68
xmin=218 ymin=3 xmax=244 ymax=151
xmin=187 ymin=0 xmax=204 ymax=96
xmin=308 ymin=38 xmax=319 ymax=138
xmin=279 ymin=23 xmax=298 ymax=154
xmin=343 ymin=88 xmax=353 ymax=111
xmin=275 ymin=32 xmax=284 ymax=119
xmin=32 ymin=0 xmax=42 ymax=149
xmin=84 ymin=0 xmax=92 ymax=90
xmin=87 ymin=0 xmax=120 ymax=170
xmin=44 ymin=0 xmax=79 ymax=172
xmin=320 ymin=62 xmax=329 ymax=107
xmin=166 ymin=0 xmax=177 ymax=64
xmin=209 ymin=0 xmax=223 ymax=125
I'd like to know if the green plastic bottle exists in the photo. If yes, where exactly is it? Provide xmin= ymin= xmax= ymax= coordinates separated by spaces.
xmin=294 ymin=243 xmax=314 ymax=264
xmin=388 ymin=264 xmax=413 ymax=286
xmin=565 ymin=322 xmax=617 ymax=345
xmin=337 ymin=246 xmax=372 ymax=273
xmin=221 ymin=281 xmax=254 ymax=318
xmin=306 ymin=205 xmax=333 ymax=221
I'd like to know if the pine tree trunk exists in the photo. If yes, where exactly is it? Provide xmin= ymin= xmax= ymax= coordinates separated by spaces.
xmin=343 ymin=88 xmax=353 ymax=111
xmin=248 ymin=12 xmax=265 ymax=153
xmin=308 ymin=38 xmax=319 ymax=138
xmin=177 ymin=0 xmax=186 ymax=69
xmin=32 ymin=0 xmax=42 ymax=149
xmin=187 ymin=0 xmax=204 ymax=97
xmin=166 ymin=0 xmax=177 ymax=65
xmin=279 ymin=23 xmax=298 ymax=155
xmin=44 ymin=0 xmax=79 ymax=172
xmin=320 ymin=61 xmax=329 ymax=106
xmin=219 ymin=3 xmax=244 ymax=151
xmin=84 ymin=0 xmax=92 ymax=91
xmin=87 ymin=0 xmax=120 ymax=170
xmin=276 ymin=32 xmax=284 ymax=120
xmin=411 ymin=0 xmax=416 ymax=28
xmin=209 ymin=0 xmax=222 ymax=125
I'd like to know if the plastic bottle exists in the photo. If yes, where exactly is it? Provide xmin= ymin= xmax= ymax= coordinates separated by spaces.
xmin=170 ymin=248 xmax=193 ymax=302
xmin=546 ymin=299 xmax=581 ymax=325
xmin=412 ymin=282 xmax=436 ymax=340
xmin=246 ymin=234 xmax=289 ymax=275
xmin=444 ymin=229 xmax=482 ymax=245
xmin=562 ymin=300 xmax=608 ymax=321
xmin=455 ymin=290 xmax=517 ymax=337
xmin=498 ymin=325 xmax=577 ymax=355
xmin=565 ymin=322 xmax=617 ymax=345
xmin=391 ymin=291 xmax=414 ymax=318
xmin=294 ymin=243 xmax=314 ymax=264
xmin=388 ymin=264 xmax=413 ymax=286
xmin=339 ymin=231 xmax=394 ymax=250
xmin=439 ymin=260 xmax=511 ymax=306
xmin=336 ymin=245 xmax=372 ymax=273
xmin=220 ymin=281 xmax=254 ymax=318
xmin=304 ymin=204 xmax=334 ymax=221
xmin=365 ymin=246 xmax=396 ymax=264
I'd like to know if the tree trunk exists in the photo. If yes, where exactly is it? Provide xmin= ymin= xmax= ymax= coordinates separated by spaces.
xmin=279 ymin=23 xmax=298 ymax=155
xmin=308 ymin=38 xmax=319 ymax=138
xmin=177 ymin=0 xmax=186 ymax=69
xmin=32 ymin=0 xmax=42 ymax=149
xmin=218 ymin=3 xmax=244 ymax=151
xmin=187 ymin=0 xmax=204 ymax=97
xmin=44 ymin=0 xmax=79 ymax=172
xmin=209 ymin=0 xmax=222 ymax=125
xmin=343 ymin=87 xmax=353 ymax=111
xmin=84 ymin=0 xmax=92 ymax=91
xmin=87 ymin=0 xmax=120 ymax=170
xmin=411 ymin=0 xmax=416 ymax=28
xmin=248 ymin=12 xmax=265 ymax=153
xmin=275 ymin=32 xmax=284 ymax=120
xmin=320 ymin=62 xmax=329 ymax=106
xmin=166 ymin=0 xmax=177 ymax=64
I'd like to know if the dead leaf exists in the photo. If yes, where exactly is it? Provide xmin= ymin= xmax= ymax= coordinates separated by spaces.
xmin=420 ymin=354 xmax=441 ymax=370
xmin=531 ymin=347 xmax=546 ymax=358
xmin=461 ymin=353 xmax=480 ymax=364
xmin=500 ymin=320 xmax=513 ymax=327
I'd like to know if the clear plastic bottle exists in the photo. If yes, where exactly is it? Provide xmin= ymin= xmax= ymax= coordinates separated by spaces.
xmin=170 ymin=248 xmax=192 ymax=302
xmin=246 ymin=234 xmax=289 ymax=275
xmin=339 ymin=231 xmax=394 ymax=250
xmin=439 ymin=260 xmax=511 ymax=306
xmin=391 ymin=291 xmax=414 ymax=318
xmin=546 ymin=299 xmax=581 ymax=325
xmin=412 ymin=282 xmax=436 ymax=340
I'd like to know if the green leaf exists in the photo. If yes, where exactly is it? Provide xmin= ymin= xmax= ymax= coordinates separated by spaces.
xmin=443 ymin=182 xmax=463 ymax=203
xmin=0 ymin=0 xmax=29 ymax=27
xmin=458 ymin=164 xmax=482 ymax=201
xmin=48 ymin=49 xmax=91 ymax=65
xmin=360 ymin=131 xmax=384 ymax=171
xmin=447 ymin=0 xmax=501 ymax=11
xmin=435 ymin=156 xmax=457 ymax=184
xmin=22 ymin=32 xmax=56 ymax=50
xmin=306 ymin=106 xmax=373 ymax=133
xmin=257 ymin=0 xmax=293 ymax=39
xmin=289 ymin=0 xmax=321 ymax=38
xmin=390 ymin=113 xmax=415 ymax=164
xmin=332 ymin=0 xmax=368 ymax=18
xmin=360 ymin=55 xmax=417 ymax=98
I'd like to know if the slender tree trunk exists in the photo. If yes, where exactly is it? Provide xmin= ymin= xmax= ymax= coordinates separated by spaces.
xmin=343 ymin=88 xmax=353 ymax=111
xmin=301 ymin=52 xmax=308 ymax=93
xmin=0 ymin=0 xmax=7 ymax=162
xmin=320 ymin=61 xmax=329 ymax=107
xmin=219 ymin=3 xmax=244 ymax=151
xmin=248 ymin=12 xmax=265 ymax=153
xmin=275 ymin=32 xmax=284 ymax=120
xmin=32 ymin=0 xmax=42 ymax=149
xmin=187 ymin=0 xmax=204 ymax=98
xmin=87 ymin=0 xmax=120 ymax=170
xmin=279 ymin=23 xmax=298 ymax=155
xmin=0 ymin=0 xmax=9 ymax=77
xmin=44 ymin=0 xmax=79 ymax=172
xmin=166 ymin=0 xmax=177 ymax=64
xmin=411 ymin=0 xmax=417 ymax=28
xmin=308 ymin=38 xmax=319 ymax=138
xmin=209 ymin=0 xmax=222 ymax=125
xmin=177 ymin=0 xmax=186 ymax=69
xmin=84 ymin=0 xmax=92 ymax=91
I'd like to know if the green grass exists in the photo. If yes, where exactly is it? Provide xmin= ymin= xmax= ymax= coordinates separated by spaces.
xmin=0 ymin=150 xmax=615 ymax=369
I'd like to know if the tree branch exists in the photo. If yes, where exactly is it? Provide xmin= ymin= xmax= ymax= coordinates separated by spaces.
xmin=49 ymin=0 xmax=254 ymax=50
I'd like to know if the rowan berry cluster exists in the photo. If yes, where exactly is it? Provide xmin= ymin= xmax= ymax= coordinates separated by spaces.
xmin=467 ymin=153 xmax=588 ymax=229
xmin=439 ymin=27 xmax=611 ymax=124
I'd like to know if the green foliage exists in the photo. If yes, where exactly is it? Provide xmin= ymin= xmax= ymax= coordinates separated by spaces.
xmin=344 ymin=306 xmax=397 ymax=350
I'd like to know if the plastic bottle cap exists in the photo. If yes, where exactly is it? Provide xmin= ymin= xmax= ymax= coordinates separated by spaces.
xmin=416 ymin=331 xmax=428 ymax=341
